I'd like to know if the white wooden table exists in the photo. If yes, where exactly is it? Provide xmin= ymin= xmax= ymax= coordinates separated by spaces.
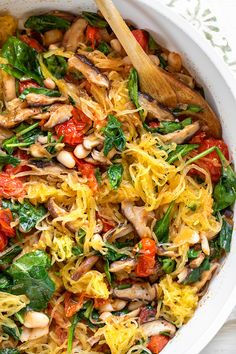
xmin=159 ymin=0 xmax=236 ymax=353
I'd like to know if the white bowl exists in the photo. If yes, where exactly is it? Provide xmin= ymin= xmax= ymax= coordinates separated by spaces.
xmin=1 ymin=0 xmax=236 ymax=353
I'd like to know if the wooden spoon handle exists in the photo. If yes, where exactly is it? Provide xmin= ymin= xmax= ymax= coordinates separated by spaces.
xmin=95 ymin=0 xmax=177 ymax=107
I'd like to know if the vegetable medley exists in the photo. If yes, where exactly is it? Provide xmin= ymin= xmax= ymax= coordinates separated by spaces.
xmin=0 ymin=7 xmax=235 ymax=354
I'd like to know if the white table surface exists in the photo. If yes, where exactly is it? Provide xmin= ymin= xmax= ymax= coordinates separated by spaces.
xmin=159 ymin=0 xmax=236 ymax=353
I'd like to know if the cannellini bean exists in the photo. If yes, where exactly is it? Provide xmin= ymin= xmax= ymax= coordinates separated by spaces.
xmin=149 ymin=54 xmax=160 ymax=66
xmin=201 ymin=234 xmax=210 ymax=256
xmin=83 ymin=134 xmax=102 ymax=150
xmin=20 ymin=326 xmax=31 ymax=342
xmin=91 ymin=149 xmax=107 ymax=163
xmin=24 ymin=311 xmax=49 ymax=329
xmin=44 ymin=29 xmax=63 ymax=46
xmin=37 ymin=135 xmax=48 ymax=144
xmin=189 ymin=231 xmax=200 ymax=245
xmin=57 ymin=150 xmax=76 ymax=168
xmin=100 ymin=299 xmax=127 ymax=312
xmin=190 ymin=253 xmax=205 ymax=269
xmin=48 ymin=44 xmax=59 ymax=50
xmin=74 ymin=144 xmax=90 ymax=159
xmin=122 ymin=56 xmax=132 ymax=66
xmin=99 ymin=312 xmax=112 ymax=321
xmin=43 ymin=78 xmax=56 ymax=90
xmin=168 ymin=52 xmax=182 ymax=72
xmin=29 ymin=326 xmax=49 ymax=340
xmin=128 ymin=301 xmax=144 ymax=311
xmin=110 ymin=39 xmax=122 ymax=53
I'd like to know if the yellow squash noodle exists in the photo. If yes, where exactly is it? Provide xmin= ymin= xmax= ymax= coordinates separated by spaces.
xmin=0 ymin=292 xmax=29 ymax=328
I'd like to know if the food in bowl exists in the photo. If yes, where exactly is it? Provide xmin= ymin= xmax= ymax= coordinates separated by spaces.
xmin=0 ymin=6 xmax=235 ymax=354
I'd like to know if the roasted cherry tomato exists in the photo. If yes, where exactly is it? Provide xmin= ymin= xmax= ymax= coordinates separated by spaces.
xmin=19 ymin=79 xmax=40 ymax=94
xmin=20 ymin=34 xmax=44 ymax=52
xmin=55 ymin=108 xmax=91 ymax=146
xmin=132 ymin=29 xmax=148 ymax=51
xmin=0 ymin=232 xmax=8 ymax=252
xmin=147 ymin=334 xmax=170 ymax=354
xmin=190 ymin=132 xmax=229 ymax=183
xmin=0 ymin=209 xmax=15 ymax=237
xmin=76 ymin=159 xmax=98 ymax=192
xmin=86 ymin=26 xmax=101 ymax=49
xmin=4 ymin=150 xmax=30 ymax=176
xmin=0 ymin=173 xmax=25 ymax=199
xmin=64 ymin=292 xmax=85 ymax=318
xmin=135 ymin=238 xmax=157 ymax=277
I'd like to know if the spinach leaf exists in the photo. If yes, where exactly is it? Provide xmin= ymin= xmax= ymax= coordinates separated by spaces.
xmin=159 ymin=257 xmax=176 ymax=274
xmin=104 ymin=242 xmax=128 ymax=262
xmin=2 ymin=325 xmax=20 ymax=341
xmin=71 ymin=246 xmax=83 ymax=256
xmin=44 ymin=55 xmax=67 ymax=79
xmin=144 ymin=118 xmax=192 ymax=135
xmin=1 ymin=37 xmax=43 ymax=84
xmin=0 ymin=274 xmax=11 ymax=290
xmin=0 ymin=154 xmax=20 ymax=170
xmin=0 ymin=349 xmax=20 ymax=354
xmin=128 ymin=68 xmax=143 ymax=117
xmin=154 ymin=201 xmax=175 ymax=243
xmin=187 ymin=248 xmax=200 ymax=260
xmin=68 ymin=313 xmax=81 ymax=353
xmin=82 ymin=12 xmax=108 ymax=28
xmin=103 ymin=115 xmax=126 ymax=156
xmin=166 ymin=144 xmax=199 ymax=164
xmin=24 ymin=15 xmax=70 ymax=33
xmin=19 ymin=87 xmax=60 ymax=100
xmin=104 ymin=259 xmax=112 ymax=286
xmin=2 ymin=122 xmax=41 ymax=154
xmin=183 ymin=258 xmax=210 ymax=284
xmin=6 ymin=250 xmax=55 ymax=311
xmin=107 ymin=164 xmax=124 ymax=189
xmin=213 ymin=147 xmax=236 ymax=212
xmin=117 ymin=283 xmax=132 ymax=290
xmin=97 ymin=42 xmax=111 ymax=55
xmin=148 ymin=35 xmax=159 ymax=51
xmin=173 ymin=104 xmax=203 ymax=116
xmin=113 ymin=309 xmax=129 ymax=316
xmin=0 ymin=245 xmax=22 ymax=265
xmin=2 ymin=199 xmax=46 ymax=233
xmin=0 ymin=64 xmax=23 ymax=80
xmin=219 ymin=218 xmax=233 ymax=253
xmin=95 ymin=168 xmax=102 ymax=186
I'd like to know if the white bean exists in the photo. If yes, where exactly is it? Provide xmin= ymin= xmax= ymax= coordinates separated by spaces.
xmin=29 ymin=326 xmax=49 ymax=340
xmin=122 ymin=56 xmax=132 ymax=66
xmin=110 ymin=39 xmax=122 ymax=53
xmin=37 ymin=135 xmax=48 ymax=144
xmin=24 ymin=311 xmax=49 ymax=329
xmin=57 ymin=150 xmax=76 ymax=169
xmin=99 ymin=312 xmax=112 ymax=321
xmin=43 ymin=78 xmax=56 ymax=90
xmin=168 ymin=52 xmax=182 ymax=72
xmin=74 ymin=144 xmax=90 ymax=159
xmin=201 ymin=234 xmax=210 ymax=256
xmin=20 ymin=326 xmax=31 ymax=342
xmin=149 ymin=54 xmax=160 ymax=66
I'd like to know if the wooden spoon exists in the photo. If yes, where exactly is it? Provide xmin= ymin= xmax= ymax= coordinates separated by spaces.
xmin=95 ymin=0 xmax=222 ymax=138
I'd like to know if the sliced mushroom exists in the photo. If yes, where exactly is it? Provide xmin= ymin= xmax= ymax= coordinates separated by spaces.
xmin=121 ymin=202 xmax=154 ymax=238
xmin=0 ymin=107 xmax=42 ymax=128
xmin=43 ymin=29 xmax=63 ymax=47
xmin=72 ymin=256 xmax=99 ymax=281
xmin=138 ymin=92 xmax=174 ymax=121
xmin=48 ymin=10 xmax=75 ymax=22
xmin=68 ymin=55 xmax=110 ymax=88
xmin=47 ymin=198 xmax=76 ymax=233
xmin=44 ymin=104 xmax=73 ymax=129
xmin=194 ymin=263 xmax=219 ymax=291
xmin=189 ymin=253 xmax=205 ymax=269
xmin=173 ymin=73 xmax=195 ymax=89
xmin=109 ymin=258 xmax=136 ymax=273
xmin=62 ymin=18 xmax=87 ymax=52
xmin=141 ymin=320 xmax=176 ymax=337
xmin=113 ymin=283 xmax=156 ymax=301
xmin=99 ymin=299 xmax=127 ymax=312
xmin=160 ymin=121 xmax=200 ymax=144
xmin=0 ymin=127 xmax=13 ymax=142
xmin=25 ymin=94 xmax=67 ymax=107
xmin=29 ymin=143 xmax=52 ymax=159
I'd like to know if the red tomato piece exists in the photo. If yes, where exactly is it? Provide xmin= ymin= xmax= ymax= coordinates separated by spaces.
xmin=19 ymin=79 xmax=40 ymax=94
xmin=132 ymin=30 xmax=148 ymax=51
xmin=139 ymin=306 xmax=156 ymax=324
xmin=4 ymin=150 xmax=31 ymax=176
xmin=0 ymin=173 xmax=25 ymax=199
xmin=135 ymin=238 xmax=157 ymax=277
xmin=189 ymin=132 xmax=229 ymax=183
xmin=20 ymin=34 xmax=44 ymax=52
xmin=147 ymin=335 xmax=170 ymax=354
xmin=149 ymin=122 xmax=160 ymax=129
xmin=0 ymin=209 xmax=15 ymax=238
xmin=0 ymin=232 xmax=8 ymax=252
xmin=55 ymin=108 xmax=91 ymax=146
xmin=76 ymin=159 xmax=98 ymax=192
xmin=86 ymin=25 xmax=101 ymax=49
xmin=64 ymin=292 xmax=85 ymax=318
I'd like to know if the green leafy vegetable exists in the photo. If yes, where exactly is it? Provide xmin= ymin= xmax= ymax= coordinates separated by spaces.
xmin=173 ymin=104 xmax=203 ymax=116
xmin=0 ymin=349 xmax=20 ymax=354
xmin=82 ymin=12 xmax=108 ymax=28
xmin=218 ymin=218 xmax=233 ymax=253
xmin=117 ymin=283 xmax=132 ymax=290
xmin=159 ymin=257 xmax=176 ymax=274
xmin=113 ymin=309 xmax=129 ymax=316
xmin=1 ymin=36 xmax=43 ymax=84
xmin=104 ymin=259 xmax=112 ymax=285
xmin=107 ymin=164 xmax=124 ymax=189
xmin=148 ymin=35 xmax=159 ymax=51
xmin=154 ymin=201 xmax=175 ymax=243
xmin=0 ymin=245 xmax=22 ymax=265
xmin=213 ymin=147 xmax=236 ymax=212
xmin=144 ymin=118 xmax=192 ymax=135
xmin=24 ymin=15 xmax=70 ymax=32
xmin=0 ymin=64 xmax=23 ymax=79
xmin=44 ymin=55 xmax=67 ymax=79
xmin=95 ymin=168 xmax=102 ymax=186
xmin=104 ymin=242 xmax=128 ymax=262
xmin=187 ymin=248 xmax=200 ymax=260
xmin=2 ymin=325 xmax=21 ymax=341
xmin=2 ymin=122 xmax=40 ymax=154
xmin=6 ymin=250 xmax=55 ymax=311
xmin=103 ymin=115 xmax=126 ymax=156
xmin=128 ymin=68 xmax=143 ymax=117
xmin=166 ymin=144 xmax=199 ymax=164
xmin=46 ymin=132 xmax=64 ymax=154
xmin=71 ymin=246 xmax=83 ymax=256
xmin=19 ymin=86 xmax=60 ymax=100
xmin=0 ymin=274 xmax=11 ymax=290
xmin=0 ymin=154 xmax=20 ymax=170
xmin=2 ymin=199 xmax=46 ymax=233
xmin=98 ymin=42 xmax=111 ymax=55
xmin=158 ymin=54 xmax=167 ymax=69
xmin=183 ymin=258 xmax=210 ymax=284
xmin=68 ymin=313 xmax=80 ymax=353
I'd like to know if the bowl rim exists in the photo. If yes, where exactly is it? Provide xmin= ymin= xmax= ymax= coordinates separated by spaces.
xmin=135 ymin=1 xmax=236 ymax=353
